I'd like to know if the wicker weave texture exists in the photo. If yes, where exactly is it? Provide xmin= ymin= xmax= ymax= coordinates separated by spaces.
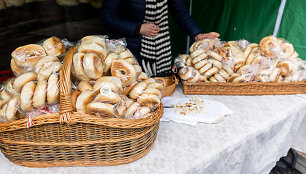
xmin=155 ymin=75 xmax=179 ymax=98
xmin=0 ymin=46 xmax=164 ymax=167
xmin=182 ymin=81 xmax=306 ymax=95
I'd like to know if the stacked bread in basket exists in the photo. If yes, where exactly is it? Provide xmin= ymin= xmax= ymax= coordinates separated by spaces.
xmin=0 ymin=35 xmax=164 ymax=167
xmin=177 ymin=36 xmax=306 ymax=95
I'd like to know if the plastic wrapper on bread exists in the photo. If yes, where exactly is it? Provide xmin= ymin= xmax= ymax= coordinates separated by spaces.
xmin=175 ymin=36 xmax=306 ymax=83
xmin=10 ymin=36 xmax=66 ymax=76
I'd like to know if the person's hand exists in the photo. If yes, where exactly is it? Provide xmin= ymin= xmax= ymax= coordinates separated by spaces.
xmin=140 ymin=23 xmax=160 ymax=38
xmin=195 ymin=32 xmax=220 ymax=41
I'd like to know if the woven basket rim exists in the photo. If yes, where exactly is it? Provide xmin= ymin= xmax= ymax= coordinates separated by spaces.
xmin=182 ymin=80 xmax=306 ymax=86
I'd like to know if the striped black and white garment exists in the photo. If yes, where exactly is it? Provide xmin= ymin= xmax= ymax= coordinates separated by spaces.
xmin=140 ymin=0 xmax=172 ymax=77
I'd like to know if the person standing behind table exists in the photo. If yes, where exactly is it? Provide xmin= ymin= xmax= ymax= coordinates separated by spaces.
xmin=101 ymin=0 xmax=219 ymax=77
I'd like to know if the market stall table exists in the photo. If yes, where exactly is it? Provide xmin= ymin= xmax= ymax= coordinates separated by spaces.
xmin=0 ymin=83 xmax=305 ymax=174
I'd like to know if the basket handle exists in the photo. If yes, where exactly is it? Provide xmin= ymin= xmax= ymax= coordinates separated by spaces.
xmin=59 ymin=46 xmax=77 ymax=124
xmin=173 ymin=75 xmax=179 ymax=84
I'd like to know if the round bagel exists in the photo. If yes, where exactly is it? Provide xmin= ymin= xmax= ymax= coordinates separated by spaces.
xmin=137 ymin=93 xmax=160 ymax=109
xmin=111 ymin=59 xmax=137 ymax=86
xmin=87 ymin=102 xmax=115 ymax=118
xmin=78 ymin=42 xmax=106 ymax=60
xmin=43 ymin=37 xmax=66 ymax=57
xmin=12 ymin=44 xmax=47 ymax=68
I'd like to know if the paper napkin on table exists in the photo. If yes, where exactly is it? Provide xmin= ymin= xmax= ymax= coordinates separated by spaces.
xmin=161 ymin=97 xmax=233 ymax=125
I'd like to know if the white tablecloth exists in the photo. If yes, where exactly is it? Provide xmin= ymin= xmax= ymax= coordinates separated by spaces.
xmin=1 ymin=83 xmax=306 ymax=174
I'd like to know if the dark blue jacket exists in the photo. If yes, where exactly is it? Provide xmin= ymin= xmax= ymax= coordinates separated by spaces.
xmin=101 ymin=0 xmax=202 ymax=60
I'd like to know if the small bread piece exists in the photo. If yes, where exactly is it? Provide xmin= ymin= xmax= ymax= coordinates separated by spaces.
xmin=33 ymin=80 xmax=47 ymax=109
xmin=199 ymin=63 xmax=212 ymax=75
xmin=13 ymin=72 xmax=37 ymax=93
xmin=211 ymin=59 xmax=223 ymax=69
xmin=190 ymin=49 xmax=205 ymax=58
xmin=43 ymin=37 xmax=66 ymax=57
xmin=214 ymin=73 xmax=226 ymax=82
xmin=129 ymin=82 xmax=147 ymax=99
xmin=192 ymin=53 xmax=208 ymax=65
xmin=71 ymin=90 xmax=81 ymax=111
xmin=218 ymin=69 xmax=230 ymax=80
xmin=208 ymin=51 xmax=223 ymax=61
xmin=83 ymin=53 xmax=103 ymax=79
xmin=76 ymin=90 xmax=95 ymax=114
xmin=194 ymin=60 xmax=208 ymax=70
xmin=47 ymin=74 xmax=60 ymax=104
xmin=209 ymin=76 xmax=218 ymax=82
xmin=78 ymin=81 xmax=93 ymax=92
xmin=137 ymin=94 xmax=160 ymax=109
xmin=87 ymin=102 xmax=115 ymax=117
xmin=20 ymin=81 xmax=36 ymax=111
xmin=227 ymin=74 xmax=241 ymax=83
xmin=5 ymin=96 xmax=19 ymax=121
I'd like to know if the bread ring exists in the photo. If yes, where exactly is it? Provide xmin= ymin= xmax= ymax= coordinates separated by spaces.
xmin=76 ymin=89 xmax=95 ymax=114
xmin=111 ymin=59 xmax=137 ymax=86
xmin=10 ymin=59 xmax=25 ymax=76
xmin=123 ymin=81 xmax=137 ymax=96
xmin=125 ymin=102 xmax=140 ymax=119
xmin=47 ymin=74 xmax=60 ymax=104
xmin=72 ymin=52 xmax=90 ymax=80
xmin=83 ymin=53 xmax=103 ymax=79
xmin=194 ymin=60 xmax=208 ymax=70
xmin=37 ymin=61 xmax=62 ymax=81
xmin=187 ymin=70 xmax=200 ymax=83
xmin=232 ymin=76 xmax=247 ymax=83
xmin=190 ymin=49 xmax=205 ymax=58
xmin=133 ymin=106 xmax=151 ymax=119
xmin=204 ymin=67 xmax=218 ymax=78
xmin=13 ymin=72 xmax=37 ymax=93
xmin=20 ymin=81 xmax=36 ymax=111
xmin=199 ymin=75 xmax=208 ymax=82
xmin=138 ymin=72 xmax=149 ymax=80
xmin=243 ymin=43 xmax=259 ymax=60
xmin=33 ymin=80 xmax=47 ymax=109
xmin=105 ymin=53 xmax=119 ymax=72
xmin=5 ymin=96 xmax=19 ymax=121
xmin=227 ymin=73 xmax=241 ymax=82
xmin=93 ymin=81 xmax=122 ymax=94
xmin=1 ymin=89 xmax=11 ymax=101
xmin=192 ymin=53 xmax=208 ymax=65
xmin=12 ymin=44 xmax=46 ymax=68
xmin=276 ymin=61 xmax=294 ymax=76
xmin=179 ymin=67 xmax=194 ymax=81
xmin=147 ymin=82 xmax=164 ymax=90
xmin=34 ymin=56 xmax=59 ymax=73
xmin=78 ymin=43 xmax=106 ymax=60
xmin=198 ymin=63 xmax=212 ymax=75
xmin=209 ymin=76 xmax=218 ymax=82
xmin=78 ymin=81 xmax=93 ymax=92
xmin=81 ymin=36 xmax=106 ymax=48
xmin=144 ymin=78 xmax=156 ymax=85
xmin=137 ymin=93 xmax=160 ymax=109
xmin=119 ymin=50 xmax=134 ymax=59
xmin=260 ymin=36 xmax=280 ymax=57
xmin=143 ymin=88 xmax=161 ymax=98
xmin=208 ymin=51 xmax=223 ymax=62
xmin=71 ymin=90 xmax=81 ymax=111
xmin=214 ymin=73 xmax=226 ymax=82
xmin=218 ymin=69 xmax=229 ymax=80
xmin=87 ymin=102 xmax=115 ymax=117
xmin=211 ymin=59 xmax=223 ymax=69
xmin=43 ymin=37 xmax=66 ymax=57
xmin=94 ymin=91 xmax=121 ymax=104
xmin=270 ymin=68 xmax=281 ymax=82
xmin=129 ymin=82 xmax=147 ymax=99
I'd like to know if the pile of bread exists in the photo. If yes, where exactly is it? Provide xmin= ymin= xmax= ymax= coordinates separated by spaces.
xmin=71 ymin=36 xmax=163 ymax=119
xmin=0 ymin=0 xmax=38 ymax=10
xmin=177 ymin=36 xmax=306 ymax=83
xmin=56 ymin=0 xmax=102 ymax=8
xmin=0 ymin=37 xmax=66 ymax=122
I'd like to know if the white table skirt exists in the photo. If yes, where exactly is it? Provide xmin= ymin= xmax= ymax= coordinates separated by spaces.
xmin=0 ymin=83 xmax=305 ymax=174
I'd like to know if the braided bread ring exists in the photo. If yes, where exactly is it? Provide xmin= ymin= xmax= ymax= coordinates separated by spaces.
xmin=192 ymin=53 xmax=208 ymax=65
xmin=5 ymin=96 xmax=19 ymax=121
xmin=199 ymin=63 xmax=212 ymax=74
xmin=33 ymin=80 xmax=47 ymax=109
xmin=10 ymin=59 xmax=25 ymax=76
xmin=47 ymin=74 xmax=60 ymax=104
xmin=204 ymin=67 xmax=218 ymax=78
xmin=20 ymin=81 xmax=36 ymax=112
xmin=13 ymin=72 xmax=37 ymax=93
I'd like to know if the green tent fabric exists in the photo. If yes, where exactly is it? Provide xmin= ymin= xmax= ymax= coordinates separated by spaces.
xmin=169 ymin=0 xmax=306 ymax=60
xmin=278 ymin=0 xmax=306 ymax=60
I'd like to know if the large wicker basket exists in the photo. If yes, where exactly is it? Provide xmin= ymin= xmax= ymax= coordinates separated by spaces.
xmin=154 ymin=75 xmax=179 ymax=98
xmin=0 ymin=47 xmax=163 ymax=168
xmin=182 ymin=81 xmax=306 ymax=95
